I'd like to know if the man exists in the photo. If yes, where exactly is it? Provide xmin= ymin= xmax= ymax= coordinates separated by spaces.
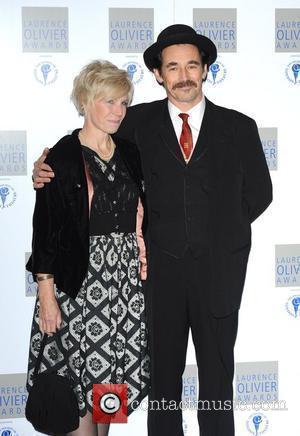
xmin=33 ymin=25 xmax=272 ymax=436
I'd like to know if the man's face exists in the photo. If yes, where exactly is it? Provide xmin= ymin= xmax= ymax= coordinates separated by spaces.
xmin=153 ymin=44 xmax=207 ymax=110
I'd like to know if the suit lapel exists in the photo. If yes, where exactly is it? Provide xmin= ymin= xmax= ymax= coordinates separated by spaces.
xmin=189 ymin=97 xmax=214 ymax=164
xmin=158 ymin=99 xmax=186 ymax=166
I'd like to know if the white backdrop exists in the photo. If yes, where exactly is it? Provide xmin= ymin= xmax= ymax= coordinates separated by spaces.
xmin=0 ymin=1 xmax=299 ymax=435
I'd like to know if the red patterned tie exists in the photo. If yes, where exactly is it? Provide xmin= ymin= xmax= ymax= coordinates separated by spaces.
xmin=178 ymin=113 xmax=193 ymax=160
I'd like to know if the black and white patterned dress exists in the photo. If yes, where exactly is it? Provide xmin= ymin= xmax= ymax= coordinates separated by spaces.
xmin=26 ymin=145 xmax=150 ymax=416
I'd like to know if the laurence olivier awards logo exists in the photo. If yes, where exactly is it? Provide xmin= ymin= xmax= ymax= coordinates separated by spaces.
xmin=0 ymin=131 xmax=27 ymax=176
xmin=207 ymin=59 xmax=227 ymax=85
xmin=193 ymin=8 xmax=237 ymax=52
xmin=276 ymin=245 xmax=300 ymax=287
xmin=182 ymin=364 xmax=198 ymax=405
xmin=246 ymin=413 xmax=269 ymax=435
xmin=285 ymin=59 xmax=300 ymax=85
xmin=258 ymin=128 xmax=278 ymax=171
xmin=34 ymin=60 xmax=58 ymax=86
xmin=122 ymin=61 xmax=144 ymax=85
xmin=235 ymin=362 xmax=278 ymax=403
xmin=286 ymin=294 xmax=300 ymax=318
xmin=0 ymin=185 xmax=16 ymax=209
xmin=25 ymin=252 xmax=37 ymax=297
xmin=109 ymin=8 xmax=154 ymax=53
xmin=0 ymin=428 xmax=19 ymax=436
xmin=0 ymin=373 xmax=28 ymax=419
xmin=22 ymin=7 xmax=69 ymax=52
xmin=275 ymin=9 xmax=300 ymax=52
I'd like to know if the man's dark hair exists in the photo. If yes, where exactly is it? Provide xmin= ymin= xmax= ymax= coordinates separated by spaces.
xmin=151 ymin=47 xmax=210 ymax=85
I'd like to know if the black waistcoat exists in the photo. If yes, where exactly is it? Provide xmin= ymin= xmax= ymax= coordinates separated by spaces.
xmin=144 ymin=105 xmax=211 ymax=258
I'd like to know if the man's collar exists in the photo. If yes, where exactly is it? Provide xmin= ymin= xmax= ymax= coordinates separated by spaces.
xmin=168 ymin=96 xmax=206 ymax=117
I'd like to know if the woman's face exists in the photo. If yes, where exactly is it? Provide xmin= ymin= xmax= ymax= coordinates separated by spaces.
xmin=84 ymin=94 xmax=129 ymax=134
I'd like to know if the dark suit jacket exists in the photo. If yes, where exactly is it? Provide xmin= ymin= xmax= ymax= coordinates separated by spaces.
xmin=27 ymin=129 xmax=145 ymax=299
xmin=116 ymin=97 xmax=272 ymax=316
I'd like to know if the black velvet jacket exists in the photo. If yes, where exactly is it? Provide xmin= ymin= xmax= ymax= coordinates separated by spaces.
xmin=26 ymin=129 xmax=145 ymax=299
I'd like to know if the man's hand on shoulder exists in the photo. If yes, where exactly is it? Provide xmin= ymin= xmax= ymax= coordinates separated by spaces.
xmin=33 ymin=147 xmax=55 ymax=188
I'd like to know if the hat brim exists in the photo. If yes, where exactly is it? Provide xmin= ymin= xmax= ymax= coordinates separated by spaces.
xmin=143 ymin=32 xmax=217 ymax=70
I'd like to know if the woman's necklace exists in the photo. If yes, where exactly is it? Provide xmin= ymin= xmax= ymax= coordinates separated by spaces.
xmin=79 ymin=131 xmax=115 ymax=161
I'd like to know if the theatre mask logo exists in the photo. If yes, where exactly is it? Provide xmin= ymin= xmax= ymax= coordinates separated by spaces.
xmin=25 ymin=252 xmax=37 ymax=297
xmin=285 ymin=59 xmax=300 ymax=85
xmin=276 ymin=245 xmax=300 ymax=287
xmin=109 ymin=8 xmax=154 ymax=53
xmin=22 ymin=7 xmax=69 ymax=52
xmin=34 ymin=60 xmax=58 ymax=86
xmin=246 ymin=413 xmax=269 ymax=435
xmin=0 ymin=185 xmax=16 ymax=209
xmin=235 ymin=361 xmax=278 ymax=403
xmin=122 ymin=61 xmax=144 ymax=85
xmin=182 ymin=364 xmax=198 ymax=406
xmin=0 ymin=131 xmax=27 ymax=176
xmin=258 ymin=128 xmax=278 ymax=171
xmin=275 ymin=9 xmax=300 ymax=52
xmin=193 ymin=8 xmax=237 ymax=52
xmin=207 ymin=59 xmax=227 ymax=86
xmin=286 ymin=294 xmax=300 ymax=318
xmin=0 ymin=373 xmax=28 ymax=419
xmin=0 ymin=428 xmax=19 ymax=436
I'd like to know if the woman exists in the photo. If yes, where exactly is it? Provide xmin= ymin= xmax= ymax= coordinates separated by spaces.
xmin=26 ymin=60 xmax=150 ymax=436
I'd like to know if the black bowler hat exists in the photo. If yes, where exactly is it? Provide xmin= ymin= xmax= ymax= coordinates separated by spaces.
xmin=143 ymin=24 xmax=217 ymax=70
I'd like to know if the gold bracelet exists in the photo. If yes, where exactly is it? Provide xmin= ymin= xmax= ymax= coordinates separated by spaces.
xmin=36 ymin=274 xmax=54 ymax=282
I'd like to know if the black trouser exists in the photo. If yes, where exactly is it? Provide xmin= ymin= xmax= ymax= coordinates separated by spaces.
xmin=146 ymin=245 xmax=238 ymax=436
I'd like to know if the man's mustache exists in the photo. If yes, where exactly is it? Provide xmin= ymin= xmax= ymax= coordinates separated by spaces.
xmin=172 ymin=80 xmax=197 ymax=90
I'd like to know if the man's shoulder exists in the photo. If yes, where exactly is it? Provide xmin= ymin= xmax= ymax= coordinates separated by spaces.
xmin=127 ymin=99 xmax=167 ymax=117
xmin=113 ymin=135 xmax=139 ymax=157
xmin=209 ymin=100 xmax=256 ymax=126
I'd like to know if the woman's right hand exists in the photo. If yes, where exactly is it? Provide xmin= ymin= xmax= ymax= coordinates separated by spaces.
xmin=38 ymin=286 xmax=62 ymax=335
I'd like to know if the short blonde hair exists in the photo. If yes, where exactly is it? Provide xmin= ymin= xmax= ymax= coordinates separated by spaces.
xmin=71 ymin=60 xmax=133 ymax=116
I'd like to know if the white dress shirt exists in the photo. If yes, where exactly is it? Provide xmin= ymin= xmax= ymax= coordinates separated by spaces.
xmin=168 ymin=97 xmax=206 ymax=161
